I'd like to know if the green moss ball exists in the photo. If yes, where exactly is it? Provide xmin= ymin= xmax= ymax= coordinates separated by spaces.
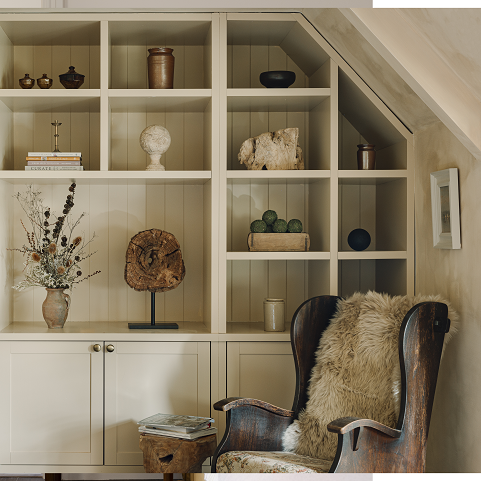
xmin=272 ymin=219 xmax=288 ymax=233
xmin=250 ymin=219 xmax=267 ymax=233
xmin=262 ymin=210 xmax=278 ymax=226
xmin=287 ymin=219 xmax=303 ymax=233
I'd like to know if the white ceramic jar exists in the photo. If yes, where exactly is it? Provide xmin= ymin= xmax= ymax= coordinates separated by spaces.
xmin=263 ymin=298 xmax=285 ymax=332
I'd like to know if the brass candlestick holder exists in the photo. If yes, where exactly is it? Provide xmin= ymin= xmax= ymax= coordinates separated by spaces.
xmin=52 ymin=120 xmax=62 ymax=152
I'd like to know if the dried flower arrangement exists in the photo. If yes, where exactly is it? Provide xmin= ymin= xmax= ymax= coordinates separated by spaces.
xmin=11 ymin=183 xmax=100 ymax=291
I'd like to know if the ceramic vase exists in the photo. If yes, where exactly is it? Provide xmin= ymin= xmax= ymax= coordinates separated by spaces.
xmin=42 ymin=288 xmax=71 ymax=329
xmin=37 ymin=73 xmax=53 ymax=89
xmin=148 ymin=48 xmax=175 ymax=89
xmin=19 ymin=74 xmax=35 ymax=89
xmin=357 ymin=144 xmax=376 ymax=170
xmin=264 ymin=298 xmax=285 ymax=332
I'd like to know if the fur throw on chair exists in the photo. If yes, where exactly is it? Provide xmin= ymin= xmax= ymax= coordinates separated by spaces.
xmin=282 ymin=291 xmax=458 ymax=462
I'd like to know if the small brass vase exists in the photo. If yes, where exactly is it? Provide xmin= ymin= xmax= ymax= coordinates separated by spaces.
xmin=37 ymin=73 xmax=53 ymax=89
xmin=357 ymin=144 xmax=376 ymax=170
xmin=19 ymin=73 xmax=35 ymax=89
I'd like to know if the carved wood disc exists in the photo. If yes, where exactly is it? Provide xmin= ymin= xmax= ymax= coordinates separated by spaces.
xmin=124 ymin=229 xmax=185 ymax=293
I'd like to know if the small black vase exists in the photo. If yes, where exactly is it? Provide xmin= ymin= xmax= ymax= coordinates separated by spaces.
xmin=348 ymin=228 xmax=371 ymax=251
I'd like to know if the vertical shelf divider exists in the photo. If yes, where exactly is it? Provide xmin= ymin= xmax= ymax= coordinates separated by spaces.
xmin=330 ymin=59 xmax=339 ymax=295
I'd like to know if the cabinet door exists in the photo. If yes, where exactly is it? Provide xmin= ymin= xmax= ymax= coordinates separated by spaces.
xmin=104 ymin=341 xmax=211 ymax=466
xmin=0 ymin=341 xmax=103 ymax=465
xmin=226 ymin=342 xmax=296 ymax=411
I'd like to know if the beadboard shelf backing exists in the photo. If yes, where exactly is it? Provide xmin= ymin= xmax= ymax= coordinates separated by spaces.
xmin=227 ymin=15 xmax=331 ymax=88
xmin=109 ymin=97 xmax=213 ymax=171
xmin=227 ymin=259 xmax=330 ymax=326
xmin=339 ymin=259 xmax=408 ymax=298
xmin=109 ymin=17 xmax=213 ymax=89
xmin=227 ymin=178 xmax=330 ymax=253
xmin=339 ymin=178 xmax=407 ymax=252
xmin=8 ymin=182 xmax=212 ymax=328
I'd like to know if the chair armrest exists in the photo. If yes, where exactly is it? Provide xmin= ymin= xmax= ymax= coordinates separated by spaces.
xmin=214 ymin=397 xmax=294 ymax=417
xmin=328 ymin=417 xmax=404 ymax=473
xmin=327 ymin=416 xmax=401 ymax=438
xmin=211 ymin=397 xmax=295 ymax=472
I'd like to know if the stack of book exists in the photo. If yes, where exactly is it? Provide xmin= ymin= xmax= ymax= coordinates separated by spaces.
xmin=25 ymin=152 xmax=83 ymax=171
xmin=138 ymin=413 xmax=217 ymax=440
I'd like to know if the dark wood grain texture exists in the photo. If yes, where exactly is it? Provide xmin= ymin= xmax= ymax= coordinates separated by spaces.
xmin=140 ymin=433 xmax=216 ymax=473
xmin=212 ymin=296 xmax=450 ymax=473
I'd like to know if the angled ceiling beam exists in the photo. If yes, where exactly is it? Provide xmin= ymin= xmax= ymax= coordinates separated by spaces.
xmin=341 ymin=8 xmax=481 ymax=160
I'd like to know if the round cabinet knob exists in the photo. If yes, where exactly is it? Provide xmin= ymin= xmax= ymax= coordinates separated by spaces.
xmin=106 ymin=344 xmax=115 ymax=352
xmin=93 ymin=344 xmax=101 ymax=352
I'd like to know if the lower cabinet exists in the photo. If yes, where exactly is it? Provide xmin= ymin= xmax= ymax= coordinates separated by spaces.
xmin=0 ymin=340 xmax=211 ymax=467
xmin=226 ymin=342 xmax=296 ymax=411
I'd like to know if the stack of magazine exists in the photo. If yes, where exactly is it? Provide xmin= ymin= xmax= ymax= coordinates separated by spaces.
xmin=25 ymin=152 xmax=83 ymax=171
xmin=138 ymin=413 xmax=217 ymax=440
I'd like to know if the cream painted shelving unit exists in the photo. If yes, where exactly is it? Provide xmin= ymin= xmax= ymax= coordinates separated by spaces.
xmin=0 ymin=10 xmax=413 ymax=473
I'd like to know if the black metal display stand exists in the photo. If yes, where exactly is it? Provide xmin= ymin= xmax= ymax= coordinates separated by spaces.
xmin=128 ymin=292 xmax=179 ymax=329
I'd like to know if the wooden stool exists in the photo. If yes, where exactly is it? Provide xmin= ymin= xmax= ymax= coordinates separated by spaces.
xmin=140 ymin=433 xmax=217 ymax=473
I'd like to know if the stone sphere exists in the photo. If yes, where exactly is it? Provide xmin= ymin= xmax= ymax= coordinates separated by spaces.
xmin=139 ymin=125 xmax=171 ymax=155
xmin=347 ymin=228 xmax=371 ymax=251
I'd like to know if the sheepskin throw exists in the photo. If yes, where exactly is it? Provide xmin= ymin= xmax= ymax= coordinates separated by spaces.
xmin=282 ymin=291 xmax=458 ymax=462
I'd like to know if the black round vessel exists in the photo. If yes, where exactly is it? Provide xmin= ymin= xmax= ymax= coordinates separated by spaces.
xmin=260 ymin=70 xmax=296 ymax=88
xmin=347 ymin=228 xmax=371 ymax=251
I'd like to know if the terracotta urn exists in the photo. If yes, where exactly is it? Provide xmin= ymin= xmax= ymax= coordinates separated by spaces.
xmin=42 ymin=288 xmax=71 ymax=329
xmin=147 ymin=48 xmax=175 ymax=89
xmin=357 ymin=144 xmax=376 ymax=170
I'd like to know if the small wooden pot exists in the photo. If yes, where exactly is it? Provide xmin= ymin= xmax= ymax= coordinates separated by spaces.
xmin=148 ymin=48 xmax=175 ymax=89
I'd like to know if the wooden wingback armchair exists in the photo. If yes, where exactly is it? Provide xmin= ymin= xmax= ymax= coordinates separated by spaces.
xmin=212 ymin=294 xmax=453 ymax=473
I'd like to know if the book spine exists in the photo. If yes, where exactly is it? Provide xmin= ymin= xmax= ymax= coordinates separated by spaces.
xmin=27 ymin=161 xmax=82 ymax=166
xmin=26 ymin=157 xmax=82 ymax=161
xmin=27 ymin=152 xmax=82 ymax=157
xmin=25 ymin=166 xmax=84 ymax=171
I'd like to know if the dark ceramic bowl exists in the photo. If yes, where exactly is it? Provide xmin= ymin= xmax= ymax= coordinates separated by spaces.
xmin=59 ymin=66 xmax=85 ymax=89
xmin=260 ymin=70 xmax=296 ymax=88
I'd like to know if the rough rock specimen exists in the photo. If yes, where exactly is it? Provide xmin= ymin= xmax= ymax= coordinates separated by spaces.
xmin=238 ymin=127 xmax=304 ymax=170
xmin=125 ymin=229 xmax=185 ymax=293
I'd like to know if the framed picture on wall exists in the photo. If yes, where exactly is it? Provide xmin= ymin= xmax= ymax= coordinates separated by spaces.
xmin=430 ymin=168 xmax=461 ymax=249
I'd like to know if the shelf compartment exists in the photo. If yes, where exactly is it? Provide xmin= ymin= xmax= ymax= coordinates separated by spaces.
xmin=338 ymin=259 xmax=407 ymax=298
xmin=227 ymin=178 xmax=330 ymax=253
xmin=338 ymin=68 xmax=410 ymax=171
xmin=227 ymin=14 xmax=331 ymax=89
xmin=0 ymin=96 xmax=100 ymax=172
xmin=4 ymin=181 xmax=212 ymax=330
xmin=227 ymin=259 xmax=330 ymax=326
xmin=0 ymin=18 xmax=100 ymax=90
xmin=227 ymin=94 xmax=331 ymax=171
xmin=339 ymin=177 xmax=407 ymax=252
xmin=109 ymin=96 xmax=213 ymax=171
xmin=108 ymin=15 xmax=214 ymax=89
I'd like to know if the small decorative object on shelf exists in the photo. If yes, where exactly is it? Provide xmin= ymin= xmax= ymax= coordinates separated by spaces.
xmin=59 ymin=66 xmax=85 ymax=89
xmin=259 ymin=70 xmax=296 ymax=88
xmin=357 ymin=144 xmax=376 ymax=170
xmin=51 ymin=119 xmax=62 ymax=152
xmin=125 ymin=229 xmax=184 ymax=329
xmin=9 ymin=184 xmax=100 ymax=329
xmin=148 ymin=47 xmax=175 ymax=89
xmin=37 ymin=73 xmax=52 ymax=89
xmin=140 ymin=124 xmax=171 ymax=171
xmin=19 ymin=73 xmax=34 ymax=89
xmin=25 ymin=150 xmax=83 ymax=171
xmin=263 ymin=298 xmax=285 ymax=332
xmin=348 ymin=228 xmax=371 ymax=251
xmin=239 ymin=127 xmax=304 ymax=170
xmin=248 ymin=210 xmax=309 ymax=251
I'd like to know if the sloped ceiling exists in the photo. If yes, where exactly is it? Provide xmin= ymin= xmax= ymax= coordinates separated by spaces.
xmin=301 ymin=8 xmax=481 ymax=160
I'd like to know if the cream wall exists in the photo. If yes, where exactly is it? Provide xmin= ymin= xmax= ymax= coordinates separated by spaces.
xmin=415 ymin=120 xmax=481 ymax=472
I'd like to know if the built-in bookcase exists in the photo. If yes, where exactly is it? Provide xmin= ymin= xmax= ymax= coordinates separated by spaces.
xmin=0 ymin=11 xmax=413 ymax=336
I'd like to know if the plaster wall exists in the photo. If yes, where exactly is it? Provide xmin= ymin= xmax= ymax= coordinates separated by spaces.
xmin=415 ymin=120 xmax=481 ymax=472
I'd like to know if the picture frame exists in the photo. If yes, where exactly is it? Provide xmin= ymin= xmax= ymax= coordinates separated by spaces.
xmin=430 ymin=168 xmax=461 ymax=249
